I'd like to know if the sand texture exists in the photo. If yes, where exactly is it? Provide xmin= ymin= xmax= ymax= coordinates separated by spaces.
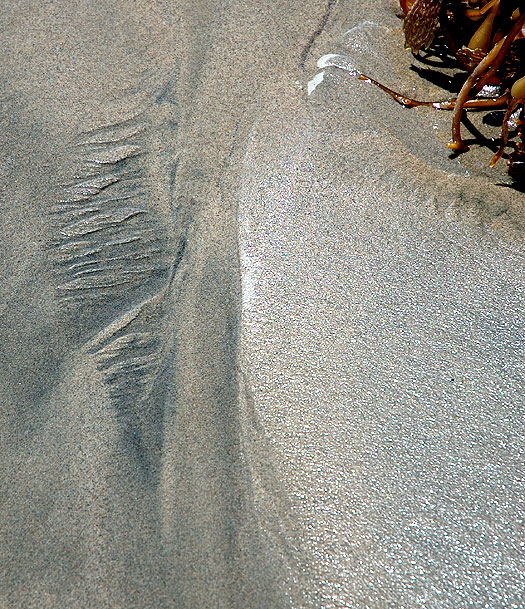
xmin=1 ymin=1 xmax=524 ymax=608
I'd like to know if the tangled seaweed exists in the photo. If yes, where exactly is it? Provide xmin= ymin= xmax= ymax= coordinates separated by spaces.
xmin=359 ymin=0 xmax=525 ymax=182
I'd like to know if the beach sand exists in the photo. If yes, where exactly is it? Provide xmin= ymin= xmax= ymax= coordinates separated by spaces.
xmin=1 ymin=1 xmax=523 ymax=607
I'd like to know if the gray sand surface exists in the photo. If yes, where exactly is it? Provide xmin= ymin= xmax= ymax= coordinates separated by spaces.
xmin=1 ymin=1 xmax=523 ymax=608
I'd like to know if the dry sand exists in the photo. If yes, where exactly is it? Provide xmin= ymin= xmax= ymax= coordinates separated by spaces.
xmin=1 ymin=1 xmax=524 ymax=608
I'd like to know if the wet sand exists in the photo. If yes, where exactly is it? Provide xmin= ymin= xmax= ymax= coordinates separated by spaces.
xmin=1 ymin=1 xmax=524 ymax=608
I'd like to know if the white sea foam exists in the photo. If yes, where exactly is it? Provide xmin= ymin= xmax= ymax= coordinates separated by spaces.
xmin=307 ymin=71 xmax=324 ymax=96
xmin=317 ymin=53 xmax=341 ymax=69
